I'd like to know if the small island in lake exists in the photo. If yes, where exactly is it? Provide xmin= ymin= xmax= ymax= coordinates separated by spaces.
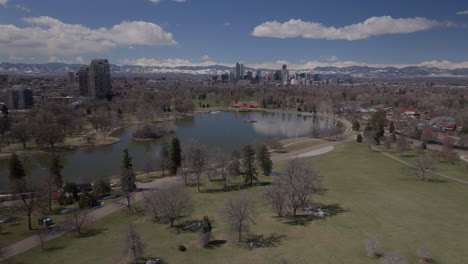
xmin=132 ymin=124 xmax=175 ymax=140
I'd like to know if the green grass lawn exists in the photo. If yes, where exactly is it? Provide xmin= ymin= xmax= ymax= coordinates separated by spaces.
xmin=193 ymin=99 xmax=224 ymax=110
xmin=375 ymin=145 xmax=468 ymax=182
xmin=6 ymin=142 xmax=468 ymax=264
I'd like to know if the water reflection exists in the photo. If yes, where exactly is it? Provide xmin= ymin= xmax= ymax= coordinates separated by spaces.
xmin=0 ymin=111 xmax=338 ymax=190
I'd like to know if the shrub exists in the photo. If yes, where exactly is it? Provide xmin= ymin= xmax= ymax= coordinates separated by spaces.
xmin=178 ymin=245 xmax=187 ymax=252
xmin=78 ymin=192 xmax=100 ymax=209
xmin=357 ymin=134 xmax=363 ymax=143
xmin=421 ymin=142 xmax=427 ymax=150
xmin=365 ymin=236 xmax=380 ymax=257
xmin=93 ymin=178 xmax=111 ymax=197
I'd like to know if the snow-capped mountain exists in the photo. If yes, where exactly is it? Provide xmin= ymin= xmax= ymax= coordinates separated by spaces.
xmin=1 ymin=63 xmax=468 ymax=78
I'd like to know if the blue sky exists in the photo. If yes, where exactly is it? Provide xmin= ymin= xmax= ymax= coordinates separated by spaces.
xmin=0 ymin=0 xmax=468 ymax=69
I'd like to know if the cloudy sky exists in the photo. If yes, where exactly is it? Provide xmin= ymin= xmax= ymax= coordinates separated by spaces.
xmin=0 ymin=0 xmax=467 ymax=69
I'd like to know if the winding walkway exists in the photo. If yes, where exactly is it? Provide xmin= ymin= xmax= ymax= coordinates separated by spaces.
xmin=5 ymin=132 xmax=464 ymax=260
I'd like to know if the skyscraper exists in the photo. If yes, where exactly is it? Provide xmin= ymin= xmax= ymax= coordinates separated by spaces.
xmin=235 ymin=63 xmax=241 ymax=81
xmin=67 ymin=72 xmax=77 ymax=84
xmin=78 ymin=66 xmax=89 ymax=96
xmin=78 ymin=59 xmax=113 ymax=99
xmin=89 ymin=59 xmax=113 ymax=100
xmin=240 ymin=64 xmax=245 ymax=80
xmin=6 ymin=86 xmax=34 ymax=110
xmin=281 ymin=64 xmax=289 ymax=85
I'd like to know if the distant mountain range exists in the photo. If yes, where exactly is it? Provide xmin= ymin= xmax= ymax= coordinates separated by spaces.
xmin=1 ymin=62 xmax=468 ymax=79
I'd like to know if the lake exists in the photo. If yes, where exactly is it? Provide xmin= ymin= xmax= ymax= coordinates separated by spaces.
xmin=0 ymin=111 xmax=338 ymax=190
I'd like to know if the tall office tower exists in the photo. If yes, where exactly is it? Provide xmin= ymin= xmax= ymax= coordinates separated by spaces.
xmin=229 ymin=70 xmax=235 ymax=82
xmin=240 ymin=64 xmax=245 ymax=80
xmin=256 ymin=70 xmax=262 ymax=80
xmin=88 ymin=59 xmax=112 ymax=100
xmin=235 ymin=63 xmax=241 ymax=80
xmin=281 ymin=64 xmax=289 ymax=85
xmin=67 ymin=72 xmax=76 ymax=84
xmin=221 ymin=73 xmax=229 ymax=81
xmin=6 ymin=86 xmax=34 ymax=110
xmin=246 ymin=71 xmax=253 ymax=80
xmin=78 ymin=66 xmax=90 ymax=96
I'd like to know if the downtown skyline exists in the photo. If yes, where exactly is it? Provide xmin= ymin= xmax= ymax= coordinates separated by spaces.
xmin=0 ymin=0 xmax=468 ymax=69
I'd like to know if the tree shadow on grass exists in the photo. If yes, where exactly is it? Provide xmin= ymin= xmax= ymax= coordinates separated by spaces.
xmin=202 ymin=182 xmax=270 ymax=194
xmin=205 ymin=240 xmax=227 ymax=249
xmin=44 ymin=246 xmax=66 ymax=253
xmin=284 ymin=203 xmax=346 ymax=226
xmin=244 ymin=233 xmax=286 ymax=249
xmin=425 ymin=178 xmax=447 ymax=183
xmin=76 ymin=227 xmax=107 ymax=238
xmin=173 ymin=220 xmax=202 ymax=233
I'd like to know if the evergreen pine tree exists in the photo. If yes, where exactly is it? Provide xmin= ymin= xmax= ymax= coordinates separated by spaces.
xmin=242 ymin=145 xmax=257 ymax=186
xmin=49 ymin=155 xmax=64 ymax=188
xmin=256 ymin=145 xmax=272 ymax=176
xmin=122 ymin=148 xmax=133 ymax=170
xmin=169 ymin=137 xmax=181 ymax=174
xmin=9 ymin=153 xmax=26 ymax=193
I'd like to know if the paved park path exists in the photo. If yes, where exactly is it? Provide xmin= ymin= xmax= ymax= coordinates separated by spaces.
xmin=4 ymin=132 xmax=465 ymax=260
xmin=1 ymin=135 xmax=356 ymax=261
xmin=1 ymin=176 xmax=183 ymax=261
xmin=372 ymin=147 xmax=468 ymax=185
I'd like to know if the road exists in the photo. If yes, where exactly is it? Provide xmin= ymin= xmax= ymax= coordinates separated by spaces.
xmin=0 ymin=176 xmax=182 ymax=261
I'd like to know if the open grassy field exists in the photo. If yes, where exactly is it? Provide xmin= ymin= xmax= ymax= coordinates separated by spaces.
xmin=193 ymin=99 xmax=225 ymax=110
xmin=5 ymin=142 xmax=468 ymax=264
xmin=375 ymin=145 xmax=468 ymax=182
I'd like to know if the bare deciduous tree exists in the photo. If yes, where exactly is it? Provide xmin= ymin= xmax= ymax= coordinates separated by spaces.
xmin=185 ymin=142 xmax=206 ymax=192
xmin=122 ymin=224 xmax=144 ymax=264
xmin=14 ymin=180 xmax=38 ymax=230
xmin=382 ymin=250 xmax=407 ymax=264
xmin=264 ymin=180 xmax=287 ymax=217
xmin=222 ymin=192 xmax=256 ymax=242
xmin=35 ymin=228 xmax=52 ymax=250
xmin=66 ymin=208 xmax=93 ymax=235
xmin=143 ymin=190 xmax=159 ymax=221
xmin=413 ymin=155 xmax=434 ymax=181
xmin=277 ymin=160 xmax=323 ymax=216
xmin=365 ymin=236 xmax=381 ymax=257
xmin=155 ymin=185 xmax=192 ymax=227
xmin=396 ymin=136 xmax=410 ymax=156
xmin=11 ymin=122 xmax=32 ymax=149
xmin=416 ymin=246 xmax=431 ymax=263
xmin=364 ymin=129 xmax=378 ymax=152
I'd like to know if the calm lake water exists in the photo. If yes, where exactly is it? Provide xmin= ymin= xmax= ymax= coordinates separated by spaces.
xmin=0 ymin=111 xmax=336 ymax=190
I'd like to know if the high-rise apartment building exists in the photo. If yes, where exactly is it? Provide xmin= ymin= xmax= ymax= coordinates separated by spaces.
xmin=78 ymin=59 xmax=113 ymax=99
xmin=281 ymin=64 xmax=289 ymax=85
xmin=67 ymin=72 xmax=77 ymax=84
xmin=240 ymin=64 xmax=245 ymax=80
xmin=78 ymin=66 xmax=89 ymax=96
xmin=6 ymin=85 xmax=34 ymax=110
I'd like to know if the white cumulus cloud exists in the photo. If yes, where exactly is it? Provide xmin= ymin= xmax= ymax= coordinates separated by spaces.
xmin=0 ymin=0 xmax=8 ymax=6
xmin=252 ymin=16 xmax=449 ymax=40
xmin=0 ymin=16 xmax=177 ymax=56
xmin=456 ymin=10 xmax=468 ymax=15
xmin=119 ymin=57 xmax=229 ymax=68
xmin=15 ymin=4 xmax=31 ymax=12
xmin=201 ymin=55 xmax=212 ymax=60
